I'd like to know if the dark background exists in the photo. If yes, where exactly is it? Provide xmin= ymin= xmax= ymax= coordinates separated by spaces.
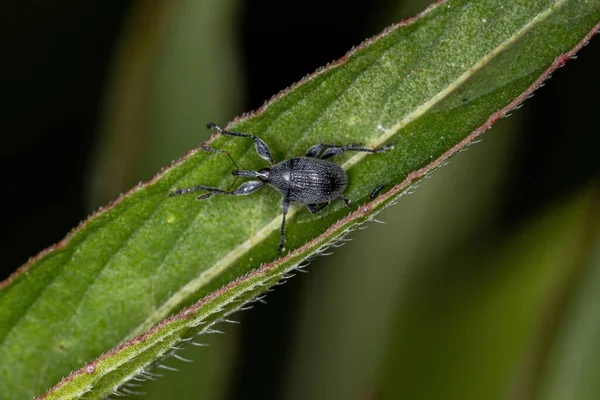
xmin=2 ymin=1 xmax=599 ymax=399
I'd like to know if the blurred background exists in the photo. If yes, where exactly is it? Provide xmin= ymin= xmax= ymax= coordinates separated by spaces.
xmin=2 ymin=0 xmax=599 ymax=399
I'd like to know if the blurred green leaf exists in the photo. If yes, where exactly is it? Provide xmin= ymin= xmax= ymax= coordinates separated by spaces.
xmin=89 ymin=0 xmax=242 ymax=207
xmin=536 ymin=211 xmax=600 ymax=400
xmin=0 ymin=0 xmax=599 ymax=398
xmin=138 ymin=332 xmax=237 ymax=400
xmin=379 ymin=188 xmax=599 ymax=400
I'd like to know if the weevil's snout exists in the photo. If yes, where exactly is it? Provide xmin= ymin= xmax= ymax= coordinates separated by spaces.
xmin=257 ymin=168 xmax=271 ymax=181
xmin=232 ymin=168 xmax=270 ymax=181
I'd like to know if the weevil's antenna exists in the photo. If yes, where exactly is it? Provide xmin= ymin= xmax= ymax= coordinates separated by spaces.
xmin=201 ymin=145 xmax=239 ymax=170
xmin=200 ymin=145 xmax=240 ymax=195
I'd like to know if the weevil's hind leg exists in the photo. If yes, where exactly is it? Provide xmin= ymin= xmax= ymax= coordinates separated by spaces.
xmin=340 ymin=196 xmax=351 ymax=207
xmin=307 ymin=197 xmax=349 ymax=214
xmin=279 ymin=198 xmax=291 ymax=256
xmin=369 ymin=184 xmax=385 ymax=199
xmin=170 ymin=181 xmax=264 ymax=199
xmin=208 ymin=123 xmax=275 ymax=165
xmin=305 ymin=143 xmax=394 ymax=159
xmin=306 ymin=203 xmax=328 ymax=214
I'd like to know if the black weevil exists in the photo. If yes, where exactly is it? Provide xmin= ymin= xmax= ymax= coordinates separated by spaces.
xmin=171 ymin=123 xmax=393 ymax=255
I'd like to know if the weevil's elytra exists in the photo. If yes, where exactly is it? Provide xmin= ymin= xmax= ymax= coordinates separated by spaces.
xmin=170 ymin=123 xmax=394 ymax=255
xmin=269 ymin=158 xmax=348 ymax=203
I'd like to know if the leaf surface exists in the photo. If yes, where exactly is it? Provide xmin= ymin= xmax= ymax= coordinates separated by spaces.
xmin=1 ymin=0 xmax=599 ymax=398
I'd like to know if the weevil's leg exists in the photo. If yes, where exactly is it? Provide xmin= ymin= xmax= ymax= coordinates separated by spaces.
xmin=208 ymin=123 xmax=275 ymax=165
xmin=279 ymin=198 xmax=291 ymax=256
xmin=340 ymin=196 xmax=351 ymax=207
xmin=304 ymin=144 xmax=323 ymax=158
xmin=320 ymin=143 xmax=394 ymax=159
xmin=170 ymin=181 xmax=264 ymax=199
xmin=369 ymin=184 xmax=385 ymax=199
xmin=305 ymin=143 xmax=394 ymax=159
xmin=306 ymin=203 xmax=328 ymax=214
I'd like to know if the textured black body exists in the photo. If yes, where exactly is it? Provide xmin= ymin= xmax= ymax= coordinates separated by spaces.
xmin=171 ymin=123 xmax=393 ymax=255
xmin=268 ymin=157 xmax=347 ymax=204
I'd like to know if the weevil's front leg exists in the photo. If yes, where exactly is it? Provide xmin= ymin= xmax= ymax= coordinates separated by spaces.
xmin=170 ymin=180 xmax=264 ymax=200
xmin=305 ymin=143 xmax=394 ymax=159
xmin=208 ymin=123 xmax=275 ymax=164
xmin=279 ymin=198 xmax=291 ymax=256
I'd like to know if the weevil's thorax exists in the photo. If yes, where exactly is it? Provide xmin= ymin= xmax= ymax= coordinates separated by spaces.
xmin=266 ymin=160 xmax=293 ymax=194
xmin=268 ymin=157 xmax=347 ymax=204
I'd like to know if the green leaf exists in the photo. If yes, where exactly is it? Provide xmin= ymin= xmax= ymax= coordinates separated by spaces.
xmin=536 ymin=231 xmax=600 ymax=400
xmin=87 ymin=0 xmax=243 ymax=399
xmin=1 ymin=0 xmax=599 ymax=398
xmin=378 ymin=187 xmax=598 ymax=400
